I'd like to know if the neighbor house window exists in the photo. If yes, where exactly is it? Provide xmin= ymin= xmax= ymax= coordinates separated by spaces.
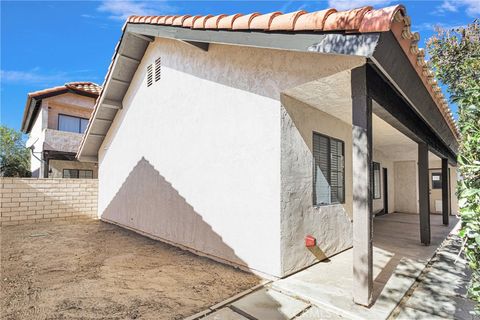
xmin=432 ymin=172 xmax=442 ymax=189
xmin=58 ymin=114 xmax=89 ymax=134
xmin=372 ymin=162 xmax=381 ymax=199
xmin=63 ymin=169 xmax=93 ymax=179
xmin=313 ymin=132 xmax=345 ymax=205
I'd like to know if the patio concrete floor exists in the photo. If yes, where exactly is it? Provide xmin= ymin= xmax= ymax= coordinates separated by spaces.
xmin=194 ymin=213 xmax=461 ymax=320
xmin=268 ymin=212 xmax=459 ymax=320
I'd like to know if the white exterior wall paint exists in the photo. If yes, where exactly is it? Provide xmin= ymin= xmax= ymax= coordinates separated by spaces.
xmin=27 ymin=104 xmax=48 ymax=177
xmin=394 ymin=160 xmax=419 ymax=213
xmin=98 ymin=38 xmax=365 ymax=278
xmin=280 ymin=95 xmax=355 ymax=276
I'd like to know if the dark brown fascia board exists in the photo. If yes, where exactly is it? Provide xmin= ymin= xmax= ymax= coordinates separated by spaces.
xmin=367 ymin=64 xmax=457 ymax=164
xmin=21 ymin=88 xmax=99 ymax=133
xmin=371 ymin=31 xmax=458 ymax=157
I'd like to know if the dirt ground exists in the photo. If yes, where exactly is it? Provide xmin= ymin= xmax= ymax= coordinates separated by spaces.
xmin=0 ymin=220 xmax=261 ymax=320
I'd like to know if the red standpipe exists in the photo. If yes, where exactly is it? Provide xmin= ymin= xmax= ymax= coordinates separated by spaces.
xmin=305 ymin=235 xmax=316 ymax=247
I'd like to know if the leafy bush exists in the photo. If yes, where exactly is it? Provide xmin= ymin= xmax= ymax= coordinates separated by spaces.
xmin=427 ymin=20 xmax=480 ymax=312
xmin=0 ymin=125 xmax=31 ymax=177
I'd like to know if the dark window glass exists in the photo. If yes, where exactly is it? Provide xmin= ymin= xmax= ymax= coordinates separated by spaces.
xmin=313 ymin=133 xmax=345 ymax=205
xmin=432 ymin=172 xmax=442 ymax=189
xmin=58 ymin=115 xmax=89 ymax=134
xmin=63 ymin=169 xmax=93 ymax=179
xmin=372 ymin=162 xmax=381 ymax=199
xmin=63 ymin=169 xmax=79 ymax=178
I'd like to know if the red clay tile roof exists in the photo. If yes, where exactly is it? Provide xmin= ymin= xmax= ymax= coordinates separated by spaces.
xmin=28 ymin=81 xmax=102 ymax=98
xmin=124 ymin=5 xmax=459 ymax=138
xmin=21 ymin=82 xmax=101 ymax=133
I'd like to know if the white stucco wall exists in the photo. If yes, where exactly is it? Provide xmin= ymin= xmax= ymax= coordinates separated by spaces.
xmin=280 ymin=95 xmax=354 ymax=276
xmin=394 ymin=160 xmax=419 ymax=213
xmin=97 ymin=37 xmax=367 ymax=278
xmin=26 ymin=104 xmax=48 ymax=177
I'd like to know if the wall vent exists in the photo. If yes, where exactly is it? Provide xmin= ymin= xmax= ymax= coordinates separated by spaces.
xmin=154 ymin=57 xmax=161 ymax=82
xmin=147 ymin=64 xmax=153 ymax=87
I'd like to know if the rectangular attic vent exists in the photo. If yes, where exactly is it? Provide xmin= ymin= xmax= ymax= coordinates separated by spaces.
xmin=155 ymin=57 xmax=161 ymax=82
xmin=147 ymin=64 xmax=153 ymax=87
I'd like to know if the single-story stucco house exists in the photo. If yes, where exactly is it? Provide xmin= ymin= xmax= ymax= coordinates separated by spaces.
xmin=77 ymin=4 xmax=459 ymax=305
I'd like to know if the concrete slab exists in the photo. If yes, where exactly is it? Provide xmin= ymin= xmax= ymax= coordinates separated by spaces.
xmin=395 ymin=306 xmax=446 ymax=320
xmin=294 ymin=306 xmax=345 ymax=320
xmin=231 ymin=288 xmax=310 ymax=320
xmin=271 ymin=213 xmax=459 ymax=320
xmin=203 ymin=308 xmax=250 ymax=320
xmin=397 ymin=236 xmax=476 ymax=320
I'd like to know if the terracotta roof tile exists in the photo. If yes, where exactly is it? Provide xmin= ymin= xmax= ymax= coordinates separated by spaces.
xmin=270 ymin=10 xmax=306 ymax=31
xmin=173 ymin=15 xmax=191 ymax=26
xmin=359 ymin=5 xmax=404 ymax=32
xmin=294 ymin=9 xmax=337 ymax=31
xmin=217 ymin=13 xmax=243 ymax=29
xmin=193 ymin=15 xmax=213 ymax=29
xmin=28 ymin=82 xmax=101 ymax=98
xmin=250 ymin=11 xmax=282 ymax=30
xmin=205 ymin=14 xmax=228 ymax=29
xmin=183 ymin=15 xmax=200 ymax=28
xmin=323 ymin=6 xmax=372 ymax=31
xmin=232 ymin=13 xmax=260 ymax=30
xmin=119 ymin=5 xmax=459 ymax=138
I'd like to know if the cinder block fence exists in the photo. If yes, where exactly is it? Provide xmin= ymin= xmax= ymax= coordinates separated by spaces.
xmin=0 ymin=178 xmax=98 ymax=226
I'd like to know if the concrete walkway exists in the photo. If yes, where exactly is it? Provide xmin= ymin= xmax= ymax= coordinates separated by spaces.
xmin=189 ymin=213 xmax=472 ymax=320
xmin=392 ymin=232 xmax=476 ymax=319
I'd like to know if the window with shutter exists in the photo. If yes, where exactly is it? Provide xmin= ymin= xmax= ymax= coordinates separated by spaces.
xmin=313 ymin=132 xmax=345 ymax=206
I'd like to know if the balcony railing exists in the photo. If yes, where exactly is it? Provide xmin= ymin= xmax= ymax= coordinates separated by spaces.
xmin=43 ymin=129 xmax=84 ymax=154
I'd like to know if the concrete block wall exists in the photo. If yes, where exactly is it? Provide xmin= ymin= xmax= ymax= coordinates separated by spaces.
xmin=0 ymin=178 xmax=98 ymax=226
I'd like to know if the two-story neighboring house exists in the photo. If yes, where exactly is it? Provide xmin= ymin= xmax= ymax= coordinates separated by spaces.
xmin=21 ymin=82 xmax=101 ymax=178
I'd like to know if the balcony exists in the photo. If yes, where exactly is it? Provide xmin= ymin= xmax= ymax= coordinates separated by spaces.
xmin=42 ymin=129 xmax=84 ymax=154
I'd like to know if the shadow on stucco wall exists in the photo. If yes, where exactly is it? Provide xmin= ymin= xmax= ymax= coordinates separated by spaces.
xmin=99 ymin=157 xmax=303 ymax=318
xmin=102 ymin=157 xmax=250 ymax=273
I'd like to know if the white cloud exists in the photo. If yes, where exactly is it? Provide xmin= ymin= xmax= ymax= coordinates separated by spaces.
xmin=1 ymin=69 xmax=98 ymax=86
xmin=436 ymin=0 xmax=480 ymax=17
xmin=97 ymin=1 xmax=177 ymax=20
xmin=327 ymin=0 xmax=392 ymax=11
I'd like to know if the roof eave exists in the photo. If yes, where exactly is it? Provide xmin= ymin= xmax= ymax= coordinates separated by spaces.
xmin=371 ymin=31 xmax=459 ymax=155
xmin=76 ymin=24 xmax=381 ymax=161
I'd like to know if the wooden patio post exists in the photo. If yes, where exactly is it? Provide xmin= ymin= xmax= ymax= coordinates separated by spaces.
xmin=351 ymin=65 xmax=373 ymax=306
xmin=442 ymin=158 xmax=449 ymax=225
xmin=418 ymin=142 xmax=431 ymax=245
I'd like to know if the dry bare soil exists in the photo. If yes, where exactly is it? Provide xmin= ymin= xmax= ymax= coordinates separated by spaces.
xmin=1 ymin=220 xmax=260 ymax=319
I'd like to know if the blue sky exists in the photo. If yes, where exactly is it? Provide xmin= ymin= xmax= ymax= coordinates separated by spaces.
xmin=1 ymin=1 xmax=478 ymax=131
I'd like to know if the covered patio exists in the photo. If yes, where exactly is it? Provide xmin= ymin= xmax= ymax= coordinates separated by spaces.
xmin=271 ymin=212 xmax=459 ymax=319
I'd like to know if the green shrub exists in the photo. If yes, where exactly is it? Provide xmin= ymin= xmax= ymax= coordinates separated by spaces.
xmin=428 ymin=20 xmax=480 ymax=313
